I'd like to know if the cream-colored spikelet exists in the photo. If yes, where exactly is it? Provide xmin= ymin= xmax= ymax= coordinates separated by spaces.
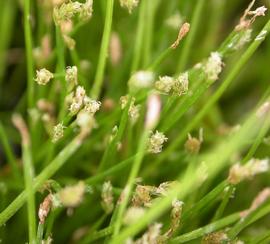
xmin=35 ymin=68 xmax=54 ymax=85
xmin=119 ymin=0 xmax=139 ymax=14
xmin=147 ymin=131 xmax=168 ymax=154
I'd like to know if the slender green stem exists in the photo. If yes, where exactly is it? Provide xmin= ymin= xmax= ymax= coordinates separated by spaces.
xmin=22 ymin=140 xmax=36 ymax=243
xmin=111 ymin=129 xmax=150 ymax=238
xmin=176 ymin=0 xmax=206 ymax=72
xmin=91 ymin=0 xmax=114 ymax=99
xmin=156 ymin=19 xmax=270 ymax=166
xmin=24 ymin=0 xmax=34 ymax=108
xmin=130 ymin=0 xmax=146 ymax=73
xmin=0 ymin=132 xmax=86 ymax=226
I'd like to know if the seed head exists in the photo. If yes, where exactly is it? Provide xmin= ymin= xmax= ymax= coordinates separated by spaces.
xmin=173 ymin=72 xmax=189 ymax=96
xmin=101 ymin=181 xmax=114 ymax=214
xmin=38 ymin=195 xmax=52 ymax=224
xmin=204 ymin=52 xmax=223 ymax=82
xmin=35 ymin=68 xmax=54 ymax=85
xmin=52 ymin=123 xmax=65 ymax=143
xmin=148 ymin=131 xmax=168 ymax=154
xmin=66 ymin=66 xmax=78 ymax=88
xmin=79 ymin=0 xmax=93 ymax=21
xmin=83 ymin=96 xmax=101 ymax=115
xmin=58 ymin=181 xmax=85 ymax=208
xmin=155 ymin=76 xmax=175 ymax=94
xmin=120 ymin=0 xmax=139 ymax=14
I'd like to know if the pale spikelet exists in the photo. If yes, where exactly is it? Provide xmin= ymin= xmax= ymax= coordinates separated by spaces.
xmin=202 ymin=231 xmax=228 ymax=244
xmin=155 ymin=76 xmax=175 ymax=94
xmin=120 ymin=95 xmax=134 ymax=109
xmin=83 ymin=96 xmax=101 ymax=115
xmin=132 ymin=185 xmax=155 ymax=207
xmin=145 ymin=93 xmax=161 ymax=129
xmin=120 ymin=0 xmax=139 ymax=14
xmin=233 ymin=29 xmax=252 ymax=50
xmin=101 ymin=181 xmax=114 ymax=214
xmin=173 ymin=72 xmax=189 ymax=96
xmin=35 ymin=68 xmax=54 ymax=85
xmin=76 ymin=110 xmax=95 ymax=131
xmin=185 ymin=129 xmax=203 ymax=154
xmin=163 ymin=200 xmax=183 ymax=238
xmin=65 ymin=66 xmax=78 ymax=88
xmin=79 ymin=0 xmax=93 ymax=21
xmin=128 ymin=71 xmax=155 ymax=91
xmin=53 ymin=1 xmax=83 ymax=25
xmin=38 ymin=195 xmax=52 ymax=224
xmin=123 ymin=207 xmax=145 ymax=225
xmin=137 ymin=223 xmax=163 ymax=244
xmin=69 ymin=86 xmax=86 ymax=115
xmin=128 ymin=103 xmax=141 ymax=124
xmin=58 ymin=181 xmax=85 ymax=208
xmin=228 ymin=158 xmax=269 ymax=184
xmin=110 ymin=32 xmax=122 ymax=66
xmin=204 ymin=52 xmax=223 ymax=82
xmin=148 ymin=131 xmax=168 ymax=154
xmin=52 ymin=122 xmax=65 ymax=143
xmin=63 ymin=34 xmax=76 ymax=50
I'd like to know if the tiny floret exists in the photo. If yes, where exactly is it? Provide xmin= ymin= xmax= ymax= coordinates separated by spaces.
xmin=204 ymin=52 xmax=223 ymax=82
xmin=148 ymin=131 xmax=168 ymax=154
xmin=155 ymin=76 xmax=175 ymax=94
xmin=58 ymin=181 xmax=85 ymax=208
xmin=35 ymin=68 xmax=54 ymax=85
xmin=52 ymin=123 xmax=65 ymax=143
xmin=101 ymin=181 xmax=114 ymax=214
xmin=80 ymin=0 xmax=93 ymax=21
xmin=66 ymin=66 xmax=78 ymax=88
xmin=173 ymin=72 xmax=189 ymax=96
xmin=120 ymin=0 xmax=139 ymax=14
xmin=83 ymin=96 xmax=101 ymax=115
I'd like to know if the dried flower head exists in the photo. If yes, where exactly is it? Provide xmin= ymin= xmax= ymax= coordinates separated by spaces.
xmin=132 ymin=185 xmax=155 ymax=207
xmin=204 ymin=52 xmax=223 ymax=82
xmin=35 ymin=68 xmax=54 ymax=85
xmin=128 ymin=71 xmax=155 ymax=91
xmin=148 ymin=131 xmax=168 ymax=154
xmin=76 ymin=110 xmax=95 ymax=131
xmin=58 ymin=181 xmax=85 ymax=208
xmin=128 ymin=103 xmax=141 ymax=124
xmin=120 ymin=0 xmax=139 ymax=14
xmin=83 ymin=96 xmax=101 ymax=115
xmin=101 ymin=181 xmax=114 ymax=214
xmin=155 ymin=76 xmax=175 ymax=94
xmin=136 ymin=223 xmax=163 ymax=244
xmin=66 ymin=66 xmax=78 ymax=88
xmin=79 ymin=0 xmax=93 ymax=21
xmin=52 ymin=122 xmax=65 ymax=143
xmin=185 ymin=129 xmax=203 ymax=154
xmin=69 ymin=86 xmax=86 ymax=115
xmin=228 ymin=158 xmax=269 ymax=184
xmin=120 ymin=95 xmax=135 ymax=109
xmin=38 ymin=195 xmax=52 ymax=224
xmin=173 ymin=72 xmax=189 ymax=96
xmin=53 ymin=1 xmax=83 ymax=25
xmin=202 ymin=231 xmax=228 ymax=244
xmin=171 ymin=22 xmax=190 ymax=49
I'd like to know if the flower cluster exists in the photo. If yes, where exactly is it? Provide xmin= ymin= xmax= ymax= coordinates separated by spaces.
xmin=155 ymin=72 xmax=189 ymax=96
xmin=119 ymin=0 xmax=139 ymax=14
xmin=52 ymin=122 xmax=65 ymax=143
xmin=120 ymin=95 xmax=141 ymax=124
xmin=204 ymin=52 xmax=223 ymax=82
xmin=101 ymin=181 xmax=114 ymax=214
xmin=35 ymin=68 xmax=54 ymax=85
xmin=147 ymin=131 xmax=168 ymax=154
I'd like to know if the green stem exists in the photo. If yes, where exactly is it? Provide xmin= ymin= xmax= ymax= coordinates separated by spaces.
xmin=130 ymin=0 xmax=146 ymax=73
xmin=0 ymin=133 xmax=85 ymax=226
xmin=91 ymin=0 xmax=114 ymax=99
xmin=176 ymin=0 xmax=206 ymax=72
xmin=23 ymin=141 xmax=36 ymax=243
xmin=111 ymin=129 xmax=150 ymax=238
xmin=24 ymin=0 xmax=35 ymax=108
